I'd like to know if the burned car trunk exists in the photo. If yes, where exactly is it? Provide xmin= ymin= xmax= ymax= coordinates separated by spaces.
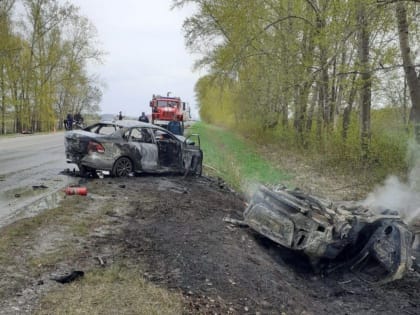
xmin=243 ymin=185 xmax=414 ymax=283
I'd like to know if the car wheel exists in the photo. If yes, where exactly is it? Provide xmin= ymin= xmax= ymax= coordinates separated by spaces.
xmin=112 ymin=157 xmax=133 ymax=177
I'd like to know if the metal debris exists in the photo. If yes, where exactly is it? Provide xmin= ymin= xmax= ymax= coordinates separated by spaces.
xmin=51 ymin=270 xmax=84 ymax=284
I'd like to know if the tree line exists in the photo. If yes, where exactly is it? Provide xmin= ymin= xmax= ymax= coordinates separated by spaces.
xmin=174 ymin=0 xmax=420 ymax=172
xmin=0 ymin=0 xmax=103 ymax=134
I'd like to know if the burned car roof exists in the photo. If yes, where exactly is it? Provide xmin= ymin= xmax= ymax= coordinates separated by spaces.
xmin=85 ymin=120 xmax=187 ymax=141
xmin=65 ymin=120 xmax=202 ymax=177
xmin=112 ymin=120 xmax=153 ymax=128
xmin=108 ymin=120 xmax=188 ymax=141
xmin=240 ymin=185 xmax=414 ymax=283
xmin=89 ymin=119 xmax=160 ymax=129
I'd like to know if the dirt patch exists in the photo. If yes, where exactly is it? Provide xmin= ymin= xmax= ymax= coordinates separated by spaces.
xmin=99 ymin=176 xmax=419 ymax=315
xmin=0 ymin=175 xmax=419 ymax=314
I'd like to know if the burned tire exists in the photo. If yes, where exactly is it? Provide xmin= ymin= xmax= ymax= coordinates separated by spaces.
xmin=112 ymin=157 xmax=133 ymax=177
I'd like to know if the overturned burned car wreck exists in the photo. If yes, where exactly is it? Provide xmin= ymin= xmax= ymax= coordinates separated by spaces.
xmin=243 ymin=185 xmax=414 ymax=283
xmin=65 ymin=120 xmax=202 ymax=177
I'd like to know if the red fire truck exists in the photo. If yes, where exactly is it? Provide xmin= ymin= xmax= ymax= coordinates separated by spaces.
xmin=149 ymin=93 xmax=189 ymax=126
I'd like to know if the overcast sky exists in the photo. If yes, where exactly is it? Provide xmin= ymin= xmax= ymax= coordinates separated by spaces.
xmin=70 ymin=0 xmax=201 ymax=119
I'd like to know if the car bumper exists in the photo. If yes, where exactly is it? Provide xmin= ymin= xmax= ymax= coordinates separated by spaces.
xmin=66 ymin=151 xmax=114 ymax=171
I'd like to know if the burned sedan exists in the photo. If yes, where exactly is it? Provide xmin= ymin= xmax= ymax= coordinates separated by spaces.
xmin=65 ymin=120 xmax=202 ymax=177
xmin=242 ymin=185 xmax=414 ymax=283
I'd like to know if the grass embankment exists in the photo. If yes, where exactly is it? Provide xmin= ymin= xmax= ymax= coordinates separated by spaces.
xmin=188 ymin=121 xmax=407 ymax=198
xmin=188 ymin=122 xmax=292 ymax=190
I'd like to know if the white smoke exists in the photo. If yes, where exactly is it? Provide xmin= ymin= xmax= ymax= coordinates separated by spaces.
xmin=362 ymin=140 xmax=420 ymax=224
xmin=243 ymin=181 xmax=262 ymax=202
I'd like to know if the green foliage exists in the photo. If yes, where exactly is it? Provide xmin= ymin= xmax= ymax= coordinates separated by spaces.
xmin=176 ymin=0 xmax=415 ymax=175
xmin=195 ymin=75 xmax=237 ymax=127
xmin=297 ymin=108 xmax=408 ymax=181
xmin=0 ymin=0 xmax=103 ymax=134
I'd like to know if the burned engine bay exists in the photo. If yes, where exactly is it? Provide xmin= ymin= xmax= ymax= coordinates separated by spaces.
xmin=241 ymin=185 xmax=415 ymax=283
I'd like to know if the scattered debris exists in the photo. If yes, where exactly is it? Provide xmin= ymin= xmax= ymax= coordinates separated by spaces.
xmin=223 ymin=216 xmax=249 ymax=227
xmin=243 ymin=185 xmax=414 ymax=283
xmin=95 ymin=256 xmax=106 ymax=267
xmin=203 ymin=163 xmax=219 ymax=173
xmin=50 ymin=270 xmax=84 ymax=284
xmin=32 ymin=185 xmax=48 ymax=190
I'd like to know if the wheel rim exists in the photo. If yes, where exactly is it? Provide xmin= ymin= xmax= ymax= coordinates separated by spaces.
xmin=115 ymin=157 xmax=132 ymax=177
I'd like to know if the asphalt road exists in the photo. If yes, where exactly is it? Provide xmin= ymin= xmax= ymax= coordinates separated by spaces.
xmin=0 ymin=132 xmax=74 ymax=226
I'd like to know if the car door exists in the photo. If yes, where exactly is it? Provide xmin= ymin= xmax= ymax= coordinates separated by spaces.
xmin=128 ymin=127 xmax=158 ymax=171
xmin=153 ymin=129 xmax=182 ymax=169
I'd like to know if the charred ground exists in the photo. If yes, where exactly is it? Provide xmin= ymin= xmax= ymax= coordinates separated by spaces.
xmin=0 ymin=175 xmax=419 ymax=314
xmin=77 ymin=176 xmax=420 ymax=314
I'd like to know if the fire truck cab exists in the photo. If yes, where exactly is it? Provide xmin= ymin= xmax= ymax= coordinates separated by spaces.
xmin=150 ymin=94 xmax=185 ymax=125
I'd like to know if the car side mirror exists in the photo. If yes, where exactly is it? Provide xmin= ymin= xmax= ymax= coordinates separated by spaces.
xmin=185 ymin=134 xmax=200 ymax=147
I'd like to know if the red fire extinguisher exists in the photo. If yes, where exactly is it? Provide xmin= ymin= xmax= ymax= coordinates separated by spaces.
xmin=64 ymin=186 xmax=87 ymax=196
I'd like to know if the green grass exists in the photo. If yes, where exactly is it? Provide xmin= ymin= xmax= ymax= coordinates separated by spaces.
xmin=188 ymin=122 xmax=292 ymax=190
xmin=35 ymin=264 xmax=183 ymax=315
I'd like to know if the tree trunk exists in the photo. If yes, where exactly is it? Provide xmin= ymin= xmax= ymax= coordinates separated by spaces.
xmin=396 ymin=2 xmax=420 ymax=142
xmin=329 ymin=55 xmax=337 ymax=130
xmin=358 ymin=1 xmax=371 ymax=160
xmin=1 ymin=63 xmax=5 ymax=134
xmin=306 ymin=86 xmax=317 ymax=133
xmin=342 ymin=73 xmax=357 ymax=140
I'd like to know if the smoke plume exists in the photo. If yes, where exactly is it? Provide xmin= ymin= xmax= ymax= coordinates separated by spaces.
xmin=362 ymin=140 xmax=420 ymax=224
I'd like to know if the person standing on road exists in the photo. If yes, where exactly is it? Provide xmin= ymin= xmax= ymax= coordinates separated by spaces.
xmin=138 ymin=112 xmax=149 ymax=123
xmin=66 ymin=113 xmax=73 ymax=130
xmin=118 ymin=111 xmax=123 ymax=120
